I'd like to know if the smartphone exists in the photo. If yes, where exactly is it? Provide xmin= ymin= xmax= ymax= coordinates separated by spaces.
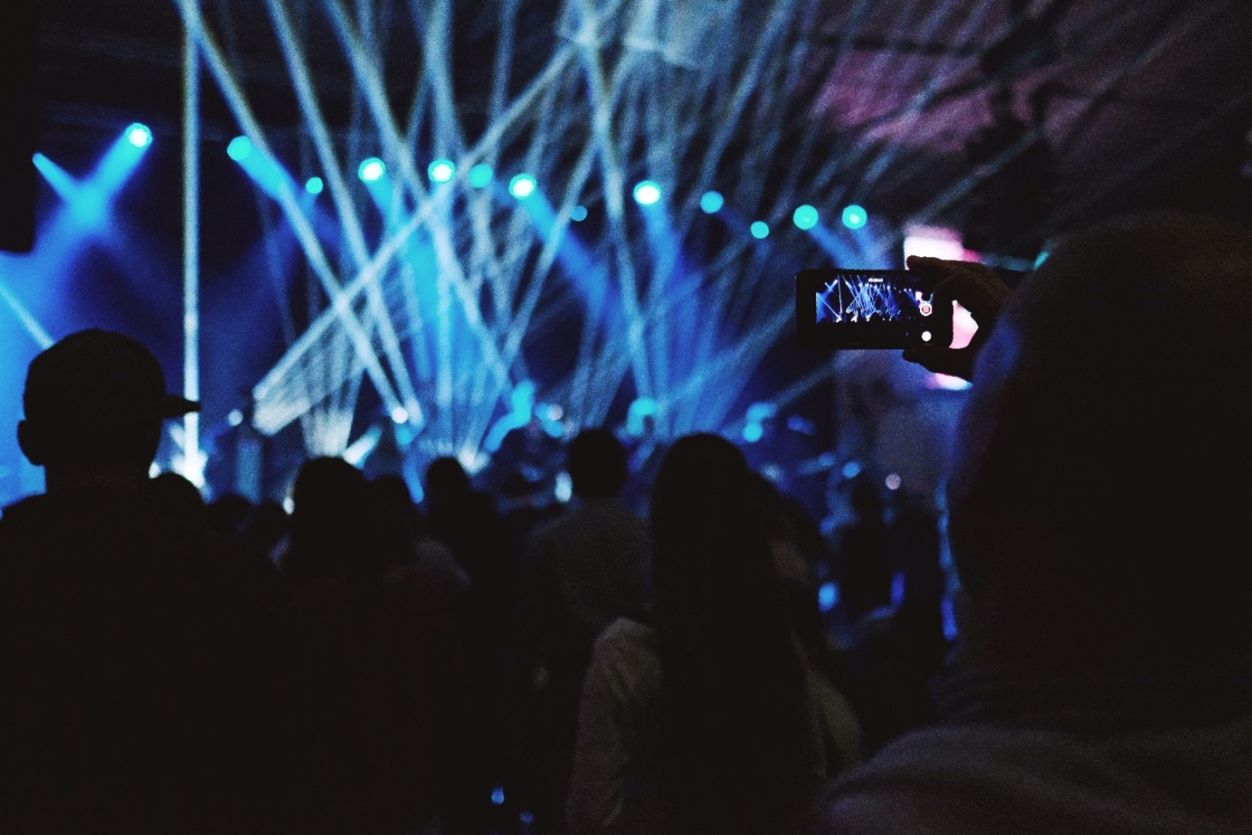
xmin=796 ymin=268 xmax=953 ymax=349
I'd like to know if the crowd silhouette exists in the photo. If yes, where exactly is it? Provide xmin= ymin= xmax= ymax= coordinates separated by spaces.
xmin=0 ymin=213 xmax=1248 ymax=833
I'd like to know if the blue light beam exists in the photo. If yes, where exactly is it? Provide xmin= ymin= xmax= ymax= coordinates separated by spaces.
xmin=226 ymin=135 xmax=298 ymax=200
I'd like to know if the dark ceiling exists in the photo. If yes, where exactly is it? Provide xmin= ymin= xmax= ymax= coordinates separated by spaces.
xmin=27 ymin=0 xmax=1252 ymax=231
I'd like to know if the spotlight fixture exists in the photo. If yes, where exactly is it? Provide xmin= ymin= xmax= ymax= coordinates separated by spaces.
xmin=427 ymin=158 xmax=455 ymax=183
xmin=508 ymin=173 xmax=537 ymax=199
xmin=699 ymin=190 xmax=724 ymax=214
xmin=126 ymin=123 xmax=153 ymax=149
xmin=841 ymin=204 xmax=868 ymax=230
xmin=226 ymin=136 xmax=252 ymax=161
xmin=467 ymin=163 xmax=493 ymax=188
xmin=632 ymin=180 xmax=662 ymax=206
xmin=792 ymin=204 xmax=819 ymax=230
xmin=358 ymin=157 xmax=386 ymax=183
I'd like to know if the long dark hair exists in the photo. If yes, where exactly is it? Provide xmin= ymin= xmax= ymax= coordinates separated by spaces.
xmin=650 ymin=434 xmax=822 ymax=833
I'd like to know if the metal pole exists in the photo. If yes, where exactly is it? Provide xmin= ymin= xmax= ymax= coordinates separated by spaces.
xmin=182 ymin=17 xmax=202 ymax=486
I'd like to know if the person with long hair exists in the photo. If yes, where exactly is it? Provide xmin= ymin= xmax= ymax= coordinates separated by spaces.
xmin=568 ymin=434 xmax=860 ymax=834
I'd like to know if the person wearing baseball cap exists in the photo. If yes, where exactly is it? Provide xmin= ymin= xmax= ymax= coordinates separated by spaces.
xmin=17 ymin=328 xmax=198 ymax=490
xmin=0 ymin=329 xmax=275 ymax=831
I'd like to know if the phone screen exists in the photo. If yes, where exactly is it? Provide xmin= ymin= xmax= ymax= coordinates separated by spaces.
xmin=796 ymin=269 xmax=951 ymax=349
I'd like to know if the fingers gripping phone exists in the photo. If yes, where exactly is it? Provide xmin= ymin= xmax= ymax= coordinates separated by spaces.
xmin=796 ymin=269 xmax=953 ymax=349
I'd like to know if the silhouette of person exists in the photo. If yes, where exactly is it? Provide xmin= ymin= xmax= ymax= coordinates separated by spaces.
xmin=519 ymin=428 xmax=650 ymax=834
xmin=0 ymin=329 xmax=276 ymax=832
xmin=279 ymin=457 xmax=470 ymax=834
xmin=819 ymin=215 xmax=1252 ymax=832
xmin=423 ymin=456 xmax=509 ymax=828
xmin=569 ymin=434 xmax=860 ymax=835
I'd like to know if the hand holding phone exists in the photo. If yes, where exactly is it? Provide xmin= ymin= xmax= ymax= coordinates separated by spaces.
xmin=899 ymin=256 xmax=1011 ymax=381
xmin=796 ymin=268 xmax=953 ymax=350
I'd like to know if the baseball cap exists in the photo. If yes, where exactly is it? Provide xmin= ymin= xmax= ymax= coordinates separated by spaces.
xmin=23 ymin=329 xmax=199 ymax=429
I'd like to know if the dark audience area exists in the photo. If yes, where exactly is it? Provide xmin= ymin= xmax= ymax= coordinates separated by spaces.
xmin=0 ymin=214 xmax=1249 ymax=833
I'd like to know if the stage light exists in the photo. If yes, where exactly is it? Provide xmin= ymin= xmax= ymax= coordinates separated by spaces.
xmin=792 ymin=204 xmax=819 ymax=230
xmin=885 ymin=473 xmax=902 ymax=491
xmin=428 ymin=158 xmax=455 ymax=183
xmin=304 ymin=176 xmax=324 ymax=195
xmin=358 ymin=157 xmax=386 ymax=182
xmin=491 ymin=787 xmax=505 ymax=806
xmin=632 ymin=180 xmax=661 ymax=206
xmin=126 ymin=123 xmax=153 ymax=149
xmin=226 ymin=136 xmax=252 ymax=161
xmin=509 ymin=173 xmax=537 ymax=199
xmin=841 ymin=204 xmax=867 ymax=230
xmin=32 ymin=153 xmax=78 ymax=202
xmin=468 ymin=162 xmax=493 ymax=188
xmin=555 ymin=472 xmax=572 ymax=503
xmin=570 ymin=205 xmax=588 ymax=222
xmin=750 ymin=221 xmax=770 ymax=239
xmin=390 ymin=406 xmax=410 ymax=424
xmin=699 ymin=190 xmax=724 ymax=214
xmin=227 ymin=409 xmax=244 ymax=427
xmin=818 ymin=582 xmax=838 ymax=613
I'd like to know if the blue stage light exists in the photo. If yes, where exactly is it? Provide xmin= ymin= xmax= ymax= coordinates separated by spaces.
xmin=699 ymin=190 xmax=724 ymax=214
xmin=491 ymin=787 xmax=506 ymax=806
xmin=468 ymin=162 xmax=493 ymax=188
xmin=841 ymin=204 xmax=867 ymax=230
xmin=358 ymin=157 xmax=386 ymax=182
xmin=792 ymin=204 xmax=819 ymax=230
xmin=509 ymin=173 xmax=537 ymax=199
xmin=31 ymin=153 xmax=78 ymax=202
xmin=126 ymin=123 xmax=153 ymax=149
xmin=818 ymin=582 xmax=838 ymax=613
xmin=304 ymin=176 xmax=324 ymax=195
xmin=428 ymin=158 xmax=455 ymax=183
xmin=750 ymin=221 xmax=770 ymax=239
xmin=570 ymin=205 xmax=588 ymax=222
xmin=633 ymin=180 xmax=661 ymax=206
xmin=226 ymin=136 xmax=252 ymax=161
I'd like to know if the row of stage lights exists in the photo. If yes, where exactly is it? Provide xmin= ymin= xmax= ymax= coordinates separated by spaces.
xmin=39 ymin=126 xmax=869 ymax=239
xmin=222 ymin=135 xmax=870 ymax=234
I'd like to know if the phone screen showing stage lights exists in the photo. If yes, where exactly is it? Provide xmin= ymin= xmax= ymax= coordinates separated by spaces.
xmin=795 ymin=269 xmax=952 ymax=349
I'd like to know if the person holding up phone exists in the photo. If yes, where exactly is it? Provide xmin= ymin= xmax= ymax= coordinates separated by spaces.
xmin=818 ymin=213 xmax=1252 ymax=834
